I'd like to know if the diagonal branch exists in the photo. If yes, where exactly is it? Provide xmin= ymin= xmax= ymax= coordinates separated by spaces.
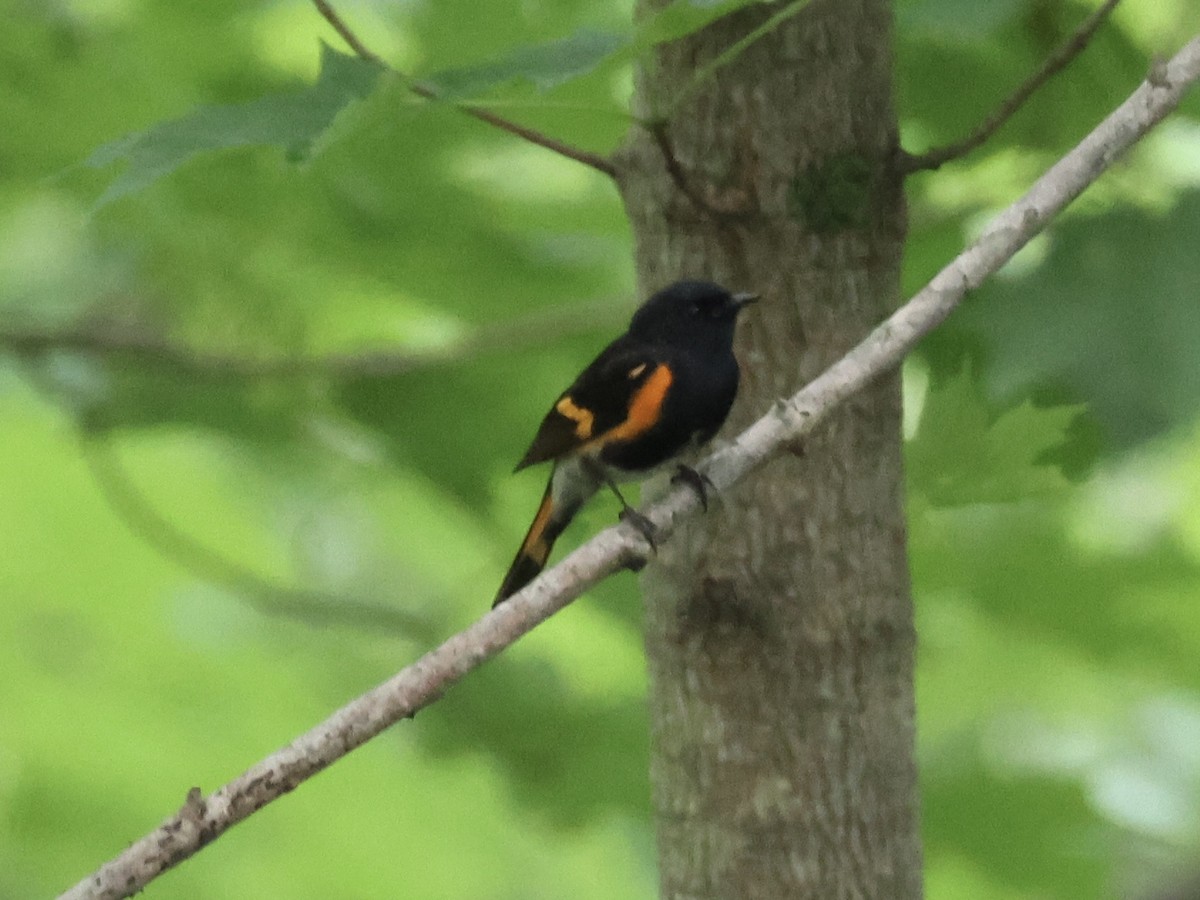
xmin=312 ymin=0 xmax=617 ymax=177
xmin=58 ymin=34 xmax=1200 ymax=900
xmin=898 ymin=0 xmax=1123 ymax=174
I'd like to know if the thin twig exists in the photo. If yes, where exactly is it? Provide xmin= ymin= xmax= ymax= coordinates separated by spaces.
xmin=648 ymin=121 xmax=755 ymax=219
xmin=899 ymin=0 xmax=1123 ymax=173
xmin=311 ymin=0 xmax=617 ymax=177
xmin=58 ymin=35 xmax=1200 ymax=900
xmin=649 ymin=121 xmax=716 ymax=212
xmin=312 ymin=0 xmax=380 ymax=62
xmin=79 ymin=432 xmax=439 ymax=642
xmin=409 ymin=81 xmax=619 ymax=175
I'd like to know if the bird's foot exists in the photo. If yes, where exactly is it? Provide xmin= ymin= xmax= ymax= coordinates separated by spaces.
xmin=671 ymin=465 xmax=714 ymax=510
xmin=619 ymin=507 xmax=658 ymax=552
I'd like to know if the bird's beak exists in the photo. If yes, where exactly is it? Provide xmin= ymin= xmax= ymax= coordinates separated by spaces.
xmin=732 ymin=292 xmax=760 ymax=308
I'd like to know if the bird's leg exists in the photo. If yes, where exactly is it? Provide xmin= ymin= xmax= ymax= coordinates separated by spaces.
xmin=670 ymin=465 xmax=714 ymax=511
xmin=582 ymin=459 xmax=658 ymax=551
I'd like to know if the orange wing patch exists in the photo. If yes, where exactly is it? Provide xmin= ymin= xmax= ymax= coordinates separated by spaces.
xmin=555 ymin=395 xmax=595 ymax=439
xmin=589 ymin=363 xmax=672 ymax=447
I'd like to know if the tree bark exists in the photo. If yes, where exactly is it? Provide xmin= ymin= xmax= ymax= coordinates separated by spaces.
xmin=615 ymin=0 xmax=921 ymax=897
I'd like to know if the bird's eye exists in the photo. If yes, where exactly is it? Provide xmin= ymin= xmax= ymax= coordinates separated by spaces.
xmin=689 ymin=302 xmax=702 ymax=316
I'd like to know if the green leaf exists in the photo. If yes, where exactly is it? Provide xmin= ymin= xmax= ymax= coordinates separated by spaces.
xmin=632 ymin=0 xmax=768 ymax=47
xmin=420 ymin=1 xmax=775 ymax=102
xmin=929 ymin=191 xmax=1200 ymax=450
xmin=422 ymin=29 xmax=627 ymax=99
xmin=85 ymin=44 xmax=384 ymax=207
xmin=907 ymin=367 xmax=1082 ymax=507
xmin=910 ymin=498 xmax=1200 ymax=669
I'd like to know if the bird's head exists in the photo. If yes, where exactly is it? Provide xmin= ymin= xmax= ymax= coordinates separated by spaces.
xmin=628 ymin=280 xmax=758 ymax=346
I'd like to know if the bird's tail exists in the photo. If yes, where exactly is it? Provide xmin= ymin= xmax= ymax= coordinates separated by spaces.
xmin=494 ymin=466 xmax=589 ymax=606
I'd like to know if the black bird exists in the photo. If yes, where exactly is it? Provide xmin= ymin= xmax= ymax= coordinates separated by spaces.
xmin=494 ymin=280 xmax=757 ymax=606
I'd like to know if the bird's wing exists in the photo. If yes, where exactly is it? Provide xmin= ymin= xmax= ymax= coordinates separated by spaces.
xmin=514 ymin=344 xmax=672 ymax=471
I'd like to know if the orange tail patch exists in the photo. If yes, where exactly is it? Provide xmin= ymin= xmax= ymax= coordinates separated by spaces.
xmin=494 ymin=484 xmax=556 ymax=606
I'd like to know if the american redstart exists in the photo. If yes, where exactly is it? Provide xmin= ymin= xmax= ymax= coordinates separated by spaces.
xmin=494 ymin=280 xmax=757 ymax=606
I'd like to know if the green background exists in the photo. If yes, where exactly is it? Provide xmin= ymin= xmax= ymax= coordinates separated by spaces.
xmin=2 ymin=0 xmax=1199 ymax=897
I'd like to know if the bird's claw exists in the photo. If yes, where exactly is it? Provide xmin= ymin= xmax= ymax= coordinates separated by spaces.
xmin=671 ymin=464 xmax=714 ymax=510
xmin=619 ymin=508 xmax=658 ymax=552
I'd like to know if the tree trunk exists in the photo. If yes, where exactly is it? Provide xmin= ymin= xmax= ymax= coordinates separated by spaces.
xmin=614 ymin=0 xmax=920 ymax=897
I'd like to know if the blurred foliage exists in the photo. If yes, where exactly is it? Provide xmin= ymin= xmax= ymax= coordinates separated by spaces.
xmin=2 ymin=0 xmax=1200 ymax=897
xmin=84 ymin=43 xmax=386 ymax=208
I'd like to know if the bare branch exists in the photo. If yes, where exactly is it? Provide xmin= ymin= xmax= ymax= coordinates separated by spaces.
xmin=58 ymin=35 xmax=1200 ymax=900
xmin=311 ymin=0 xmax=617 ymax=177
xmin=899 ymin=0 xmax=1123 ymax=174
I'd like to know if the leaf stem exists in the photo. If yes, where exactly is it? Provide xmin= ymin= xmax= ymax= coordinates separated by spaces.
xmin=312 ymin=0 xmax=617 ymax=176
xmin=898 ymin=0 xmax=1124 ymax=173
